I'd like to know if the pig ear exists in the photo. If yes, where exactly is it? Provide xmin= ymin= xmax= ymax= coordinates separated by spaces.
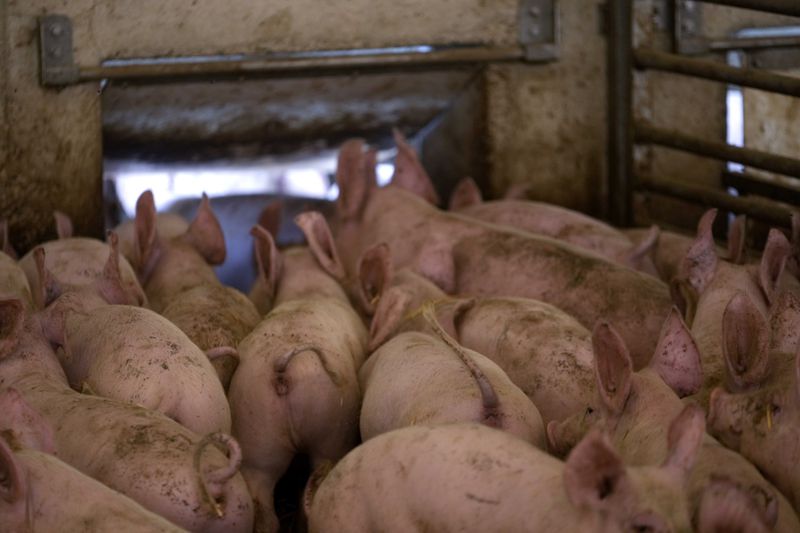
xmin=448 ymin=178 xmax=483 ymax=211
xmin=662 ymin=404 xmax=704 ymax=482
xmin=336 ymin=139 xmax=370 ymax=221
xmin=679 ymin=209 xmax=718 ymax=295
xmin=53 ymin=211 xmax=73 ymax=239
xmin=726 ymin=215 xmax=747 ymax=265
xmin=250 ymin=225 xmax=281 ymax=303
xmin=33 ymin=248 xmax=62 ymax=308
xmin=356 ymin=243 xmax=393 ymax=316
xmin=0 ymin=437 xmax=25 ymax=505
xmin=697 ymin=477 xmax=776 ymax=533
xmin=592 ymin=322 xmax=633 ymax=417
xmin=391 ymin=128 xmax=440 ymax=206
xmin=759 ymin=229 xmax=791 ymax=305
xmin=0 ymin=388 xmax=56 ymax=454
xmin=98 ymin=231 xmax=144 ymax=306
xmin=722 ymin=292 xmax=770 ymax=390
xmin=0 ymin=298 xmax=24 ymax=360
xmin=625 ymin=225 xmax=659 ymax=271
xmin=648 ymin=307 xmax=703 ymax=397
xmin=134 ymin=190 xmax=162 ymax=278
xmin=295 ymin=211 xmax=346 ymax=281
xmin=0 ymin=220 xmax=18 ymax=259
xmin=257 ymin=201 xmax=283 ymax=239
xmin=369 ymin=287 xmax=412 ymax=351
xmin=563 ymin=429 xmax=628 ymax=510
xmin=183 ymin=193 xmax=226 ymax=265
xmin=670 ymin=278 xmax=698 ymax=326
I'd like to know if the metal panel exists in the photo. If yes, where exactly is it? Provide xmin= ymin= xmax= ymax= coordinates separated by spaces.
xmin=38 ymin=15 xmax=79 ymax=85
xmin=518 ymin=0 xmax=560 ymax=61
xmin=674 ymin=0 xmax=707 ymax=55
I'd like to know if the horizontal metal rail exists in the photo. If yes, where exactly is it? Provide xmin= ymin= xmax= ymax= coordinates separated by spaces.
xmin=76 ymin=46 xmax=524 ymax=83
xmin=722 ymin=171 xmax=800 ymax=205
xmin=634 ymin=48 xmax=800 ymax=97
xmin=635 ymin=121 xmax=800 ymax=179
xmin=709 ymin=34 xmax=800 ymax=52
xmin=639 ymin=176 xmax=794 ymax=227
xmin=699 ymin=0 xmax=800 ymax=18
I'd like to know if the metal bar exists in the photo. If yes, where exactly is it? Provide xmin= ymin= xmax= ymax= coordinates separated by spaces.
xmin=634 ymin=48 xmax=800 ymax=97
xmin=635 ymin=122 xmax=800 ymax=178
xmin=709 ymin=35 xmax=800 ymax=52
xmin=698 ymin=0 xmax=800 ymax=18
xmin=76 ymin=46 xmax=524 ymax=83
xmin=608 ymin=0 xmax=634 ymax=226
xmin=638 ymin=176 xmax=793 ymax=227
xmin=722 ymin=171 xmax=800 ymax=204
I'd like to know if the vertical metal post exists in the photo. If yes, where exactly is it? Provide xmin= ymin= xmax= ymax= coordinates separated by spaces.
xmin=607 ymin=0 xmax=634 ymax=226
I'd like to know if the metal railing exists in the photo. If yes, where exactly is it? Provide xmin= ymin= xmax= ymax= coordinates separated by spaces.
xmin=608 ymin=0 xmax=800 ymax=227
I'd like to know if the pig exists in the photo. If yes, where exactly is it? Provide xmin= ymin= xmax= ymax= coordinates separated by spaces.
xmin=332 ymin=134 xmax=671 ymax=367
xmin=625 ymin=213 xmax=746 ymax=284
xmin=169 ymin=193 xmax=335 ymax=292
xmin=358 ymin=244 xmax=596 ymax=426
xmin=547 ymin=315 xmax=799 ymax=532
xmin=228 ymin=211 xmax=368 ymax=533
xmin=0 ymin=392 xmax=187 ymax=532
xmin=130 ymin=191 xmax=226 ymax=313
xmin=359 ymin=325 xmax=546 ymax=447
xmin=449 ymin=177 xmax=660 ymax=276
xmin=306 ymin=421 xmax=701 ymax=533
xmin=131 ymin=191 xmax=262 ymax=387
xmin=115 ymin=211 xmax=190 ymax=266
xmin=0 ymin=221 xmax=33 ymax=308
xmin=18 ymin=231 xmax=145 ymax=309
xmin=248 ymin=208 xmax=355 ymax=315
xmin=674 ymin=210 xmax=793 ymax=406
xmin=40 ymin=293 xmax=231 ymax=435
xmin=0 ymin=297 xmax=254 ymax=532
xmin=707 ymin=290 xmax=800 ymax=512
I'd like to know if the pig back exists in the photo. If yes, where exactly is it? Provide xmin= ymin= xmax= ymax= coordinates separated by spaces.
xmin=452 ymin=231 xmax=671 ymax=368
xmin=61 ymin=305 xmax=231 ymax=435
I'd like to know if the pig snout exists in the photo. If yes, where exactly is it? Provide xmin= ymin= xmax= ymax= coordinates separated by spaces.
xmin=707 ymin=387 xmax=743 ymax=449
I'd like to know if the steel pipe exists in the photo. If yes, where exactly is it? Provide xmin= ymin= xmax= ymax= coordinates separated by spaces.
xmin=634 ymin=48 xmax=800 ymax=98
xmin=608 ymin=0 xmax=634 ymax=226
xmin=635 ymin=122 xmax=800 ymax=179
xmin=709 ymin=35 xmax=800 ymax=52
xmin=722 ymin=171 xmax=800 ymax=205
xmin=638 ymin=177 xmax=793 ymax=227
xmin=699 ymin=0 xmax=800 ymax=18
xmin=77 ymin=46 xmax=524 ymax=83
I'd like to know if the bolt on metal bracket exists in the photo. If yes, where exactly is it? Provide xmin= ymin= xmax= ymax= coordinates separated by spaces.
xmin=674 ymin=0 xmax=709 ymax=55
xmin=519 ymin=0 xmax=560 ymax=62
xmin=39 ymin=15 xmax=80 ymax=86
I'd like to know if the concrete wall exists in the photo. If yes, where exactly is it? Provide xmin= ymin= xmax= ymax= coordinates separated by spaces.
xmin=0 ymin=0 xmax=517 ymax=252
xmin=1 ymin=0 xmax=797 ymax=251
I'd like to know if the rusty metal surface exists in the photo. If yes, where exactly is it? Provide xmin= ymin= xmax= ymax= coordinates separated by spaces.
xmin=700 ymin=0 xmax=800 ymax=18
xmin=102 ymin=70 xmax=476 ymax=161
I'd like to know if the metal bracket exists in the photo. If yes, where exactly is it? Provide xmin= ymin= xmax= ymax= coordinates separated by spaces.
xmin=39 ymin=15 xmax=80 ymax=86
xmin=518 ymin=0 xmax=560 ymax=62
xmin=674 ymin=0 xmax=709 ymax=55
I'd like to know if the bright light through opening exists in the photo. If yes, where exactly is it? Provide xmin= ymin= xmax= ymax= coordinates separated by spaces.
xmin=108 ymin=155 xmax=396 ymax=218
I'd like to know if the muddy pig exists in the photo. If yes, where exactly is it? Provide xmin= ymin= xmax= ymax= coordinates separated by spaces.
xmin=306 ymin=421 xmax=701 ymax=532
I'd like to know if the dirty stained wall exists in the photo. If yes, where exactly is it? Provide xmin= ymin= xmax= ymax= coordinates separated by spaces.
xmin=2 ymin=0 xmax=798 ymax=251
xmin=0 ymin=0 xmax=517 ymax=252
